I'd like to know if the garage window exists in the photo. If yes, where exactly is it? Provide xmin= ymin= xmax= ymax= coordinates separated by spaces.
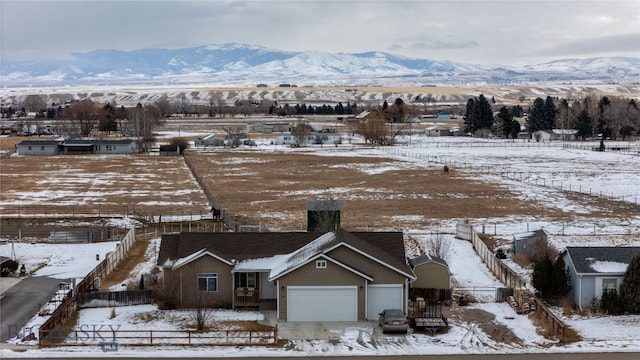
xmin=197 ymin=273 xmax=218 ymax=292
xmin=316 ymin=260 xmax=327 ymax=268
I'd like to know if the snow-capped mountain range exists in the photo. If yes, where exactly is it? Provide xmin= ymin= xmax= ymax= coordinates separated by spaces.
xmin=2 ymin=43 xmax=639 ymax=87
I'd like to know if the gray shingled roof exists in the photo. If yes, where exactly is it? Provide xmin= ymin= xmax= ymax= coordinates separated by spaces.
xmin=157 ymin=229 xmax=414 ymax=278
xmin=17 ymin=140 xmax=61 ymax=146
xmin=565 ymin=246 xmax=640 ymax=274
xmin=408 ymin=254 xmax=448 ymax=268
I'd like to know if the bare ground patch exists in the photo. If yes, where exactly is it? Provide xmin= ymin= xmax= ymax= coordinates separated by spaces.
xmin=449 ymin=307 xmax=523 ymax=346
xmin=0 ymin=154 xmax=210 ymax=218
xmin=184 ymin=150 xmax=634 ymax=231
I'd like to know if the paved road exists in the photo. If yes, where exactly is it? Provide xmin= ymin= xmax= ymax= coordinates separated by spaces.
xmin=0 ymin=276 xmax=63 ymax=342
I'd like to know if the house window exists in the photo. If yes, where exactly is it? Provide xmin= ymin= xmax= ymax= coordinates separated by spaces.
xmin=602 ymin=278 xmax=617 ymax=293
xmin=236 ymin=273 xmax=256 ymax=288
xmin=316 ymin=260 xmax=327 ymax=269
xmin=197 ymin=273 xmax=218 ymax=292
xmin=40 ymin=146 xmax=45 ymax=150
xmin=28 ymin=146 xmax=32 ymax=150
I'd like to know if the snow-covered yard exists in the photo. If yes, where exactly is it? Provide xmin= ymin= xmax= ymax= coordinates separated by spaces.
xmin=2 ymin=135 xmax=639 ymax=357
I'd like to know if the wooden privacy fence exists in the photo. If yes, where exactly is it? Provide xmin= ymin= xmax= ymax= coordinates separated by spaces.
xmin=455 ymin=221 xmax=567 ymax=341
xmin=456 ymin=222 xmax=528 ymax=289
xmin=533 ymin=297 xmax=566 ymax=340
xmin=77 ymin=290 xmax=154 ymax=308
xmin=38 ymin=298 xmax=78 ymax=344
xmin=75 ymin=227 xmax=136 ymax=293
xmin=63 ymin=329 xmax=278 ymax=346
xmin=40 ymin=228 xmax=136 ymax=343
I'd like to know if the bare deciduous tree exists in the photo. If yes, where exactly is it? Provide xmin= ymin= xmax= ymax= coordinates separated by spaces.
xmin=192 ymin=292 xmax=212 ymax=331
xmin=127 ymin=104 xmax=164 ymax=152
xmin=353 ymin=110 xmax=390 ymax=145
xmin=22 ymin=94 xmax=47 ymax=112
xmin=291 ymin=119 xmax=313 ymax=146
xmin=61 ymin=99 xmax=104 ymax=137
xmin=425 ymin=230 xmax=452 ymax=263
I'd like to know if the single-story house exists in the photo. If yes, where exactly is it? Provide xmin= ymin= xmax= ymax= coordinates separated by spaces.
xmin=408 ymin=254 xmax=450 ymax=291
xmin=16 ymin=140 xmax=61 ymax=155
xmin=17 ymin=139 xmax=139 ymax=155
xmin=275 ymin=130 xmax=341 ymax=146
xmin=424 ymin=126 xmax=451 ymax=137
xmin=562 ymin=246 xmax=640 ymax=310
xmin=61 ymin=139 xmax=139 ymax=154
xmin=157 ymin=229 xmax=416 ymax=322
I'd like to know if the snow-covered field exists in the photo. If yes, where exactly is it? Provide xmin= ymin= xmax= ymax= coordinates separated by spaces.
xmin=1 ymin=135 xmax=639 ymax=357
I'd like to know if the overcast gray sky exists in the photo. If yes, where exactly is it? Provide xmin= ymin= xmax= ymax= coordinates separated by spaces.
xmin=1 ymin=0 xmax=638 ymax=66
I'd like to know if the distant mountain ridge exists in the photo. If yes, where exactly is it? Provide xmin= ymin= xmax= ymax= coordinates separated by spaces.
xmin=2 ymin=43 xmax=638 ymax=87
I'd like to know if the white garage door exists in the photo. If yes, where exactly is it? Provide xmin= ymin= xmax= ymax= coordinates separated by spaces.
xmin=367 ymin=284 xmax=404 ymax=320
xmin=287 ymin=286 xmax=358 ymax=321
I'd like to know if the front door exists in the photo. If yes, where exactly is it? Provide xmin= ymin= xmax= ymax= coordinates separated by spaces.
xmin=260 ymin=273 xmax=276 ymax=299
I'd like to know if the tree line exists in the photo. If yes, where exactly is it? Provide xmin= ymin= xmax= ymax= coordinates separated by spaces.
xmin=463 ymin=94 xmax=640 ymax=141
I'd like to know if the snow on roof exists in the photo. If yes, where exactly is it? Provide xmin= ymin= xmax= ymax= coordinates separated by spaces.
xmin=355 ymin=110 xmax=370 ymax=119
xmin=589 ymin=260 xmax=628 ymax=273
xmin=233 ymin=254 xmax=289 ymax=272
xmin=268 ymin=232 xmax=336 ymax=280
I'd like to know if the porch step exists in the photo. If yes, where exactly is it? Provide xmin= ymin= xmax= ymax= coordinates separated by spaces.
xmin=259 ymin=299 xmax=276 ymax=311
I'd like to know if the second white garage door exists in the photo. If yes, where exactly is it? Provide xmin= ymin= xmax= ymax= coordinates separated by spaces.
xmin=366 ymin=284 xmax=404 ymax=320
xmin=287 ymin=286 xmax=358 ymax=321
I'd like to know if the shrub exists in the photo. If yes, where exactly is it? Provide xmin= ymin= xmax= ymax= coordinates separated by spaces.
xmin=1 ymin=260 xmax=19 ymax=277
xmin=600 ymin=289 xmax=624 ymax=315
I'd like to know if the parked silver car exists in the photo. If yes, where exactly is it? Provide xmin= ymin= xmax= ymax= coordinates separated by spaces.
xmin=378 ymin=309 xmax=409 ymax=334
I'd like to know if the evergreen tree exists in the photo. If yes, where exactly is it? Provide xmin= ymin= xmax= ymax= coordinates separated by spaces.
xmin=600 ymin=288 xmax=624 ymax=314
xmin=463 ymin=98 xmax=475 ymax=134
xmin=575 ymin=109 xmax=593 ymax=140
xmin=619 ymin=251 xmax=640 ymax=313
xmin=496 ymin=106 xmax=514 ymax=138
xmin=552 ymin=255 xmax=571 ymax=298
xmin=544 ymin=96 xmax=557 ymax=129
xmin=476 ymin=94 xmax=494 ymax=130
xmin=527 ymin=97 xmax=546 ymax=132
xmin=463 ymin=94 xmax=494 ymax=135
xmin=597 ymin=96 xmax=612 ymax=138
xmin=511 ymin=105 xmax=524 ymax=117
xmin=532 ymin=254 xmax=554 ymax=299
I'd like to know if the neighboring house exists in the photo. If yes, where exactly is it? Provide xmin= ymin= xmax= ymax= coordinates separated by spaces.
xmin=275 ymin=130 xmax=341 ymax=146
xmin=157 ymin=229 xmax=416 ymax=322
xmin=62 ymin=139 xmax=139 ymax=154
xmin=408 ymin=254 xmax=450 ymax=290
xmin=512 ymin=229 xmax=547 ymax=258
xmin=17 ymin=139 xmax=139 ymax=155
xmin=562 ymin=246 xmax=640 ymax=310
xmin=16 ymin=140 xmax=60 ymax=155
xmin=424 ymin=126 xmax=451 ymax=137
xmin=195 ymin=134 xmax=225 ymax=147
